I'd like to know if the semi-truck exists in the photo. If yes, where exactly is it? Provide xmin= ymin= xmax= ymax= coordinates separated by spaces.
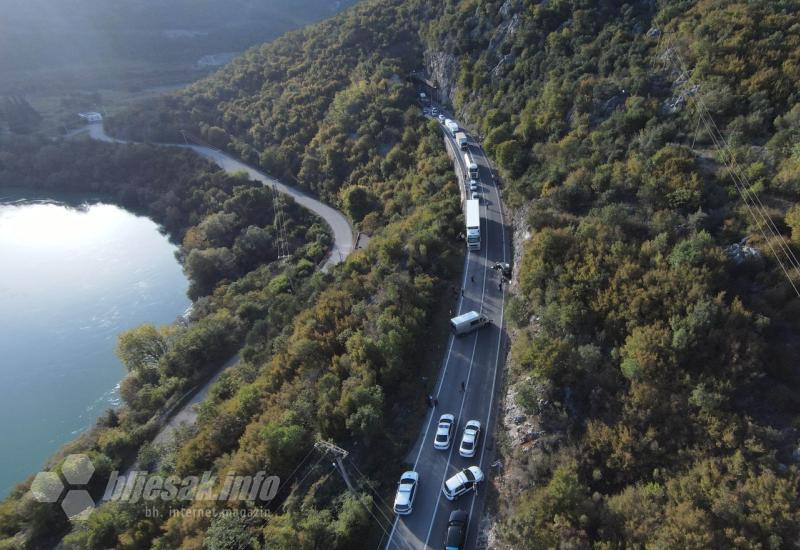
xmin=464 ymin=153 xmax=479 ymax=179
xmin=445 ymin=119 xmax=459 ymax=136
xmin=455 ymin=131 xmax=468 ymax=150
xmin=465 ymin=198 xmax=480 ymax=251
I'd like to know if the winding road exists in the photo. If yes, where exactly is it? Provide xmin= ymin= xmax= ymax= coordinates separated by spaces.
xmin=79 ymin=121 xmax=355 ymax=454
xmin=85 ymin=123 xmax=354 ymax=271
xmin=385 ymin=115 xmax=509 ymax=550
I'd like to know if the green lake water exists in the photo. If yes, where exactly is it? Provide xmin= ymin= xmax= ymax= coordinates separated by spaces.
xmin=0 ymin=191 xmax=190 ymax=496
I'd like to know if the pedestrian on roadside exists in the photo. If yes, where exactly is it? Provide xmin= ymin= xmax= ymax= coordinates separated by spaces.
xmin=433 ymin=398 xmax=439 ymax=407
xmin=461 ymin=288 xmax=465 ymax=297
xmin=460 ymin=381 xmax=466 ymax=392
xmin=426 ymin=395 xmax=432 ymax=408
xmin=471 ymin=275 xmax=475 ymax=283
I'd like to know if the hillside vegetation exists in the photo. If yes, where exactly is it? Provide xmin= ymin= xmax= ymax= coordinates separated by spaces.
xmin=2 ymin=1 xmax=465 ymax=547
xmin=4 ymin=0 xmax=800 ymax=547
xmin=423 ymin=0 xmax=800 ymax=546
xmin=0 ymin=137 xmax=331 ymax=548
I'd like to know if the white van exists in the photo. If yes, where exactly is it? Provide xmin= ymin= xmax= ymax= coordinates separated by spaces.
xmin=450 ymin=311 xmax=489 ymax=335
xmin=442 ymin=466 xmax=484 ymax=500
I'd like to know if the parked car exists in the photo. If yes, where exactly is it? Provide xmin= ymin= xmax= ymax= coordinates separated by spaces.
xmin=434 ymin=414 xmax=455 ymax=450
xmin=393 ymin=471 xmax=419 ymax=515
xmin=459 ymin=420 xmax=481 ymax=458
xmin=442 ymin=466 xmax=484 ymax=500
xmin=444 ymin=510 xmax=468 ymax=550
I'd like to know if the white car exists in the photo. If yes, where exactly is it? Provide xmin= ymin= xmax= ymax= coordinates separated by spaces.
xmin=431 ymin=107 xmax=439 ymax=116
xmin=469 ymin=179 xmax=479 ymax=192
xmin=471 ymin=191 xmax=480 ymax=202
xmin=459 ymin=420 xmax=481 ymax=458
xmin=442 ymin=466 xmax=484 ymax=501
xmin=433 ymin=414 xmax=455 ymax=450
xmin=438 ymin=114 xmax=446 ymax=123
xmin=393 ymin=471 xmax=419 ymax=515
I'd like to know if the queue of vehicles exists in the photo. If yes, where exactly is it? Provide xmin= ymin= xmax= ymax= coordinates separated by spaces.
xmin=392 ymin=409 xmax=485 ymax=547
xmin=392 ymin=106 xmax=495 ymax=549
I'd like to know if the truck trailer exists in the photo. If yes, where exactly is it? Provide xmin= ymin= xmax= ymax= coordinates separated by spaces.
xmin=455 ymin=131 xmax=468 ymax=150
xmin=465 ymin=198 xmax=480 ymax=251
xmin=464 ymin=153 xmax=479 ymax=179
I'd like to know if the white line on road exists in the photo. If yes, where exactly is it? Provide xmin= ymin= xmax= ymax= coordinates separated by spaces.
xmin=466 ymin=145 xmax=508 ymax=545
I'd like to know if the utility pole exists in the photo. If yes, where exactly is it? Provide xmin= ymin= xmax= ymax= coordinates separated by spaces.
xmin=314 ymin=440 xmax=355 ymax=493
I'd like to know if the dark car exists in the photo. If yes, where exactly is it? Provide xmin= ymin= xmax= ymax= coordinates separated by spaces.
xmin=444 ymin=510 xmax=468 ymax=550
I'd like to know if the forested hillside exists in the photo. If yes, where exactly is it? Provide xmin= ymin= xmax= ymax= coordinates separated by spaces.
xmin=120 ymin=0 xmax=800 ymax=546
xmin=4 ymin=0 xmax=800 ymax=547
xmin=4 ymin=1 xmax=465 ymax=547
xmin=0 ymin=138 xmax=332 ymax=548
xmin=421 ymin=0 xmax=800 ymax=546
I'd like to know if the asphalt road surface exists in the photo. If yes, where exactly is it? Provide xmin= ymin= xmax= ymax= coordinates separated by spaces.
xmin=386 ymin=116 xmax=509 ymax=550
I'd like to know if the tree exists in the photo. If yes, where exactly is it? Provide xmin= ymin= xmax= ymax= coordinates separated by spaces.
xmin=341 ymin=186 xmax=378 ymax=223
xmin=785 ymin=203 xmax=800 ymax=242
xmin=115 ymin=324 xmax=170 ymax=373
xmin=203 ymin=514 xmax=254 ymax=550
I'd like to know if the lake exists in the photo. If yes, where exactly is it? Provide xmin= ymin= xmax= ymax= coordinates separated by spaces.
xmin=0 ymin=190 xmax=190 ymax=496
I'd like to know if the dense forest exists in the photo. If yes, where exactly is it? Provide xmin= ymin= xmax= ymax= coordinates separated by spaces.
xmin=4 ymin=0 xmax=800 ymax=547
xmin=423 ymin=0 xmax=800 ymax=546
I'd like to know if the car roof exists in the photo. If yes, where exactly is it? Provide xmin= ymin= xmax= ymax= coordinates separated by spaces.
xmin=449 ymin=510 xmax=468 ymax=523
xmin=466 ymin=466 xmax=484 ymax=482
xmin=400 ymin=471 xmax=418 ymax=482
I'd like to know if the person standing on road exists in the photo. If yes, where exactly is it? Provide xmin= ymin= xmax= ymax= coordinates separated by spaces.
xmin=460 ymin=381 xmax=466 ymax=392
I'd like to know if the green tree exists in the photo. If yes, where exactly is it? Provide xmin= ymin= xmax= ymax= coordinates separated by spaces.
xmin=115 ymin=323 xmax=170 ymax=373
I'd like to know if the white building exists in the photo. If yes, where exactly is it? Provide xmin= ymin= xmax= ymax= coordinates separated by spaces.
xmin=78 ymin=112 xmax=103 ymax=123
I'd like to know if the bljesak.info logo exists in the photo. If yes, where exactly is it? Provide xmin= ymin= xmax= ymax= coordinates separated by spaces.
xmin=29 ymin=454 xmax=280 ymax=521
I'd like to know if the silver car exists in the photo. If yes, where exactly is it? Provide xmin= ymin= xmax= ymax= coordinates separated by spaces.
xmin=459 ymin=420 xmax=481 ymax=458
xmin=434 ymin=414 xmax=455 ymax=450
xmin=393 ymin=471 xmax=419 ymax=515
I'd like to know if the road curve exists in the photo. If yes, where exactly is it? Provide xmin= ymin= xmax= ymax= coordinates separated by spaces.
xmin=80 ymin=121 xmax=355 ymax=458
xmin=385 ymin=115 xmax=509 ymax=550
xmin=84 ymin=123 xmax=354 ymax=271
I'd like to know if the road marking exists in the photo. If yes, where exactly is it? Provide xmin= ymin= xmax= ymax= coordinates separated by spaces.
xmin=385 ymin=129 xmax=477 ymax=550
xmin=388 ymin=127 xmax=506 ymax=550
xmin=422 ymin=137 xmax=492 ymax=549
xmin=466 ymin=143 xmax=508 ymax=546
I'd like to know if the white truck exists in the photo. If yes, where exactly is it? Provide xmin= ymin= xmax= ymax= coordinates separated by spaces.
xmin=450 ymin=311 xmax=489 ymax=335
xmin=455 ymin=131 xmax=468 ymax=150
xmin=464 ymin=152 xmax=479 ymax=179
xmin=465 ymin=198 xmax=480 ymax=251
xmin=445 ymin=119 xmax=459 ymax=136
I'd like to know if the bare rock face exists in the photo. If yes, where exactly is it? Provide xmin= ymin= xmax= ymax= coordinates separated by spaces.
xmin=425 ymin=50 xmax=459 ymax=103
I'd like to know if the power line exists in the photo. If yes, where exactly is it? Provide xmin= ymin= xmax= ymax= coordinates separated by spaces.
xmin=657 ymin=33 xmax=800 ymax=297
xmin=346 ymin=458 xmax=395 ymax=529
